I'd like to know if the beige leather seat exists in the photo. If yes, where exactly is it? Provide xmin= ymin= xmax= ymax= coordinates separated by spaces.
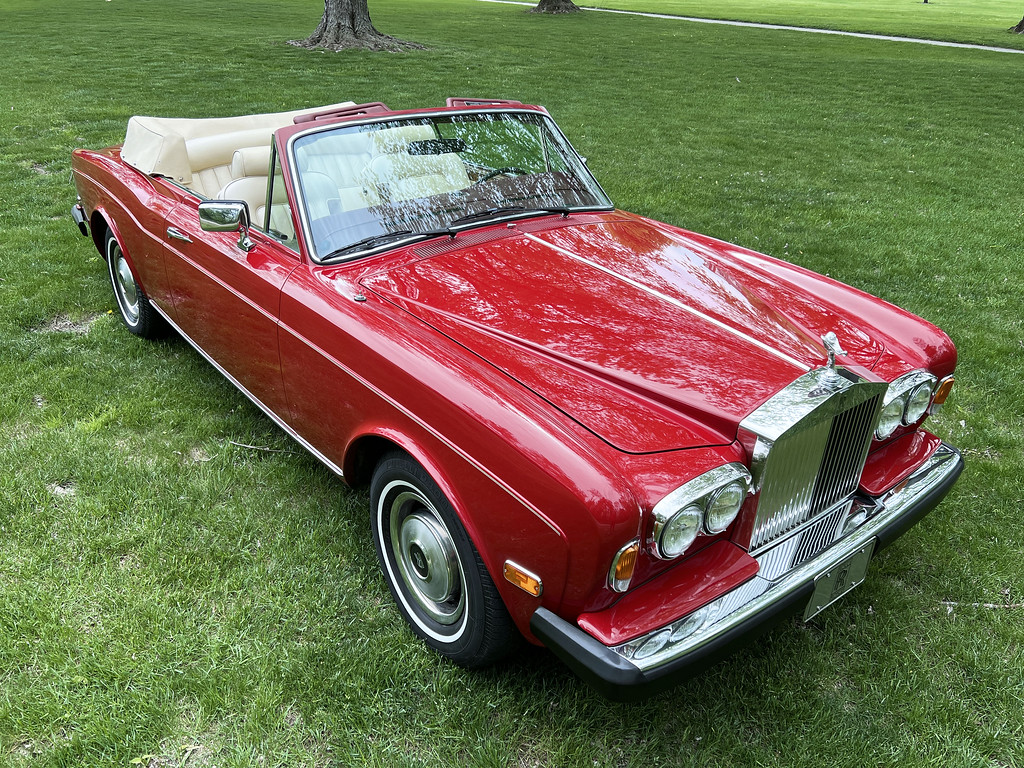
xmin=186 ymin=129 xmax=273 ymax=197
xmin=120 ymin=101 xmax=356 ymax=196
xmin=215 ymin=146 xmax=294 ymax=242
xmin=363 ymin=125 xmax=470 ymax=203
xmin=215 ymin=147 xmax=271 ymax=220
xmin=295 ymin=132 xmax=380 ymax=211
xmin=298 ymin=171 xmax=341 ymax=221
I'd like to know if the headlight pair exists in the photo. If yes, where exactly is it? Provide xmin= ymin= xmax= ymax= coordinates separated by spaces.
xmin=875 ymin=370 xmax=939 ymax=440
xmin=651 ymin=463 xmax=751 ymax=560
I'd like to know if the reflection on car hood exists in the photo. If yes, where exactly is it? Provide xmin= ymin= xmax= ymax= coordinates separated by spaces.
xmin=362 ymin=213 xmax=885 ymax=453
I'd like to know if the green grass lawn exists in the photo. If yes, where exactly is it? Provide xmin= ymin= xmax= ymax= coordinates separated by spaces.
xmin=2 ymin=0 xmax=1023 ymax=766
xmin=590 ymin=0 xmax=1024 ymax=49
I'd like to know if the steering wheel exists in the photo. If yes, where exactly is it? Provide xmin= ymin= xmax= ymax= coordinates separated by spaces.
xmin=474 ymin=167 xmax=529 ymax=185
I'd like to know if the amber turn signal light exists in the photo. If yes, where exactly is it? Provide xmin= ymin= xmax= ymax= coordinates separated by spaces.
xmin=932 ymin=376 xmax=954 ymax=407
xmin=608 ymin=540 xmax=640 ymax=593
xmin=503 ymin=561 xmax=543 ymax=597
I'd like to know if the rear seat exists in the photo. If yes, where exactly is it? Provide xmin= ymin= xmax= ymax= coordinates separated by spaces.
xmin=186 ymin=128 xmax=275 ymax=198
xmin=120 ymin=102 xmax=355 ymax=198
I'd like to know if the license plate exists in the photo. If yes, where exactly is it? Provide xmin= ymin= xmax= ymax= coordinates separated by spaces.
xmin=803 ymin=539 xmax=876 ymax=621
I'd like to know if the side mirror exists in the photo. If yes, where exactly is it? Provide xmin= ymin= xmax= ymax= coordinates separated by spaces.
xmin=198 ymin=200 xmax=254 ymax=251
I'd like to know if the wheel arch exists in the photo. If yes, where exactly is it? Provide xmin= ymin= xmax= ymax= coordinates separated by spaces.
xmin=344 ymin=430 xmax=479 ymax=543
xmin=345 ymin=426 xmax=571 ymax=634
xmin=90 ymin=209 xmax=110 ymax=257
xmin=92 ymin=207 xmax=152 ymax=297
xmin=343 ymin=433 xmax=399 ymax=489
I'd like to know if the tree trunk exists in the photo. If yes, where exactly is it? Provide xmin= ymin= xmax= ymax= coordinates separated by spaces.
xmin=1011 ymin=14 xmax=1024 ymax=33
xmin=289 ymin=0 xmax=422 ymax=52
xmin=532 ymin=0 xmax=582 ymax=13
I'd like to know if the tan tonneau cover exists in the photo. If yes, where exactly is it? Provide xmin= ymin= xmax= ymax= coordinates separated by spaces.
xmin=120 ymin=102 xmax=355 ymax=191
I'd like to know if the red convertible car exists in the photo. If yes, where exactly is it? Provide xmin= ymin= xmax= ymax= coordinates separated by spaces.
xmin=71 ymin=99 xmax=963 ymax=699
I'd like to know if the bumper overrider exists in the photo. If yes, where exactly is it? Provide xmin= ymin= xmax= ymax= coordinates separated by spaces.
xmin=530 ymin=442 xmax=964 ymax=701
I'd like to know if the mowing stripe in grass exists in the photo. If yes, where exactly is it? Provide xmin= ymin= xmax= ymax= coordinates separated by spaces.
xmin=480 ymin=0 xmax=1024 ymax=54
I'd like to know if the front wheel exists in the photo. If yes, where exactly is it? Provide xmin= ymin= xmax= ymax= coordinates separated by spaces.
xmin=105 ymin=230 xmax=165 ymax=338
xmin=370 ymin=451 xmax=520 ymax=668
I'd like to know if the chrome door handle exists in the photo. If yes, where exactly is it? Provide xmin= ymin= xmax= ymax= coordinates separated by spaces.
xmin=166 ymin=227 xmax=192 ymax=243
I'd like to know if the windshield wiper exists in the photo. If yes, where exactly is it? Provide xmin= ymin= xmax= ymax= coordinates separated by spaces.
xmin=448 ymin=206 xmax=526 ymax=226
xmin=322 ymin=229 xmax=451 ymax=261
xmin=448 ymin=206 xmax=571 ymax=228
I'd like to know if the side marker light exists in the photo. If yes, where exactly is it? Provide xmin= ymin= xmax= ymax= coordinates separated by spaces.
xmin=503 ymin=560 xmax=543 ymax=597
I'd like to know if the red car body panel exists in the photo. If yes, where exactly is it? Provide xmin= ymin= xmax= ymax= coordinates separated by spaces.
xmin=362 ymin=213 xmax=909 ymax=453
xmin=70 ymin=102 xmax=963 ymax=697
xmin=859 ymin=429 xmax=944 ymax=497
xmin=578 ymin=540 xmax=759 ymax=646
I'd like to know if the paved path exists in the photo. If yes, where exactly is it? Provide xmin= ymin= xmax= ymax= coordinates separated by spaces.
xmin=479 ymin=0 xmax=1024 ymax=55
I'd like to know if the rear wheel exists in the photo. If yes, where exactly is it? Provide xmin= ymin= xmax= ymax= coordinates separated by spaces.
xmin=105 ymin=230 xmax=165 ymax=338
xmin=370 ymin=451 xmax=520 ymax=667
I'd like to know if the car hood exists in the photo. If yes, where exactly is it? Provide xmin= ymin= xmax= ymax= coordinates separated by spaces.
xmin=362 ymin=214 xmax=885 ymax=453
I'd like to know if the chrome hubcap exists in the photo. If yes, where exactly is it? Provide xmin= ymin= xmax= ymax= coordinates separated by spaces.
xmin=389 ymin=490 xmax=465 ymax=626
xmin=109 ymin=242 xmax=140 ymax=324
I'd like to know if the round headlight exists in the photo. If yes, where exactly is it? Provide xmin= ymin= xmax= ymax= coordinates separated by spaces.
xmin=705 ymin=481 xmax=746 ymax=533
xmin=875 ymin=395 xmax=905 ymax=440
xmin=903 ymin=380 xmax=935 ymax=424
xmin=659 ymin=505 xmax=702 ymax=558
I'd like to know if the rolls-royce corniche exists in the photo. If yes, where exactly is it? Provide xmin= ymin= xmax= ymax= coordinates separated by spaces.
xmin=70 ymin=98 xmax=964 ymax=700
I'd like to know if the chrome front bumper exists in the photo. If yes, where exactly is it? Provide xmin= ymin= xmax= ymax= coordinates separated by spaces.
xmin=530 ymin=442 xmax=964 ymax=701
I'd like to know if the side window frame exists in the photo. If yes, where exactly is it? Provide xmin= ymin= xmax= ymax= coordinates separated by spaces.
xmin=264 ymin=143 xmax=297 ymax=251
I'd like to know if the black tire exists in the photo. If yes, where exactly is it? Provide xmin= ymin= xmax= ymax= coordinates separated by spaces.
xmin=104 ymin=230 xmax=165 ymax=339
xmin=370 ymin=451 xmax=521 ymax=668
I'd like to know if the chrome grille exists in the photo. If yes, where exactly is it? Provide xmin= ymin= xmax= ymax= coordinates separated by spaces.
xmin=740 ymin=368 xmax=885 ymax=554
xmin=751 ymin=416 xmax=833 ymax=547
xmin=755 ymin=502 xmax=850 ymax=581
xmin=810 ymin=395 xmax=881 ymax=513
xmin=792 ymin=503 xmax=846 ymax=566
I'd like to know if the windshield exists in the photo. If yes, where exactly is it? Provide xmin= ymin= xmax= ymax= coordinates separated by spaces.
xmin=290 ymin=110 xmax=612 ymax=261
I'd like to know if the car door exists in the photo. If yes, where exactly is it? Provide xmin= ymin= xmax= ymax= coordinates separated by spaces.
xmin=160 ymin=201 xmax=299 ymax=418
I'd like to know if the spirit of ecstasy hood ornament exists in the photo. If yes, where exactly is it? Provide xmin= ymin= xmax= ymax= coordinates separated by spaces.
xmin=822 ymin=331 xmax=847 ymax=373
xmin=806 ymin=332 xmax=851 ymax=398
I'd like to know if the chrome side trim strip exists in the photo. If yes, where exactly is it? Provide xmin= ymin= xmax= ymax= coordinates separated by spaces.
xmin=151 ymin=300 xmax=567 ymax=540
xmin=611 ymin=442 xmax=961 ymax=672
xmin=523 ymin=232 xmax=812 ymax=373
xmin=149 ymin=302 xmax=346 ymax=478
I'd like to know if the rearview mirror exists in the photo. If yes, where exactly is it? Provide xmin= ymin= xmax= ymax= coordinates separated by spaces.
xmin=407 ymin=138 xmax=467 ymax=156
xmin=198 ymin=201 xmax=253 ymax=251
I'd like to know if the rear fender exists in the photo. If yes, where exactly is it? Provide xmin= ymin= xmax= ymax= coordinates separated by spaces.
xmin=92 ymin=208 xmax=152 ymax=297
